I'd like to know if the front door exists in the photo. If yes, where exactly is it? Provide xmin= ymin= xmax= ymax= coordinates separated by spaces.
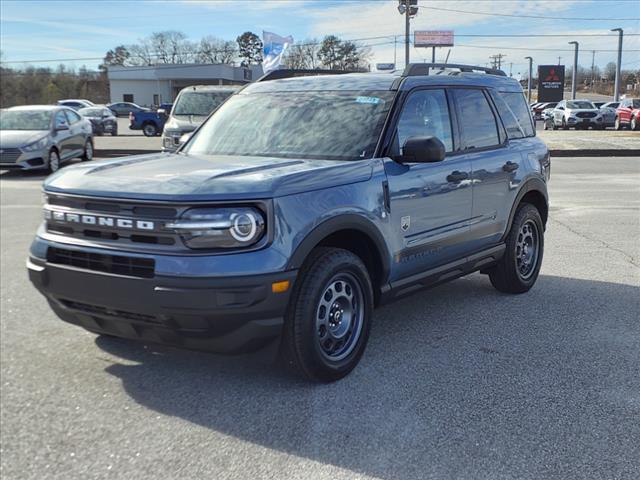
xmin=53 ymin=111 xmax=73 ymax=159
xmin=384 ymin=88 xmax=473 ymax=281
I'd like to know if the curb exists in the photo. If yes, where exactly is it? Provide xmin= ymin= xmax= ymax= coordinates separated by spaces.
xmin=95 ymin=148 xmax=640 ymax=158
xmin=549 ymin=149 xmax=640 ymax=157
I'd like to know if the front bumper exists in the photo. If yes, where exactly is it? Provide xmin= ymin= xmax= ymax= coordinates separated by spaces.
xmin=567 ymin=117 xmax=603 ymax=127
xmin=0 ymin=148 xmax=48 ymax=170
xmin=27 ymin=253 xmax=297 ymax=354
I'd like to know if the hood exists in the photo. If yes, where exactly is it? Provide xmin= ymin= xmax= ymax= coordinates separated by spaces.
xmin=0 ymin=130 xmax=49 ymax=148
xmin=43 ymin=152 xmax=374 ymax=201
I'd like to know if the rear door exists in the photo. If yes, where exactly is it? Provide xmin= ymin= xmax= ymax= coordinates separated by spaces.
xmin=384 ymin=88 xmax=474 ymax=280
xmin=450 ymin=88 xmax=523 ymax=253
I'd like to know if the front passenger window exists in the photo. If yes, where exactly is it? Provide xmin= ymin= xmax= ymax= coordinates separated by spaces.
xmin=54 ymin=111 xmax=67 ymax=129
xmin=395 ymin=89 xmax=453 ymax=154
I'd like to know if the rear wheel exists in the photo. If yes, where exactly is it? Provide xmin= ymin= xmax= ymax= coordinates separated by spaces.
xmin=489 ymin=203 xmax=544 ymax=294
xmin=281 ymin=248 xmax=373 ymax=382
xmin=111 ymin=125 xmax=118 ymax=136
xmin=142 ymin=123 xmax=158 ymax=137
xmin=631 ymin=116 xmax=638 ymax=131
xmin=561 ymin=118 xmax=568 ymax=130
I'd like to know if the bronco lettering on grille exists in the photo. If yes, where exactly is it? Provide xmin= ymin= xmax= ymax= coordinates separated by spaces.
xmin=44 ymin=209 xmax=155 ymax=230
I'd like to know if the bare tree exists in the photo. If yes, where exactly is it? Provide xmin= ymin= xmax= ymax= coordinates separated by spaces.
xmin=198 ymin=36 xmax=237 ymax=64
xmin=128 ymin=31 xmax=197 ymax=65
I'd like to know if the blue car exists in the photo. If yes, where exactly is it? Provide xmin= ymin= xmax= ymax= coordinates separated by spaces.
xmin=28 ymin=64 xmax=549 ymax=382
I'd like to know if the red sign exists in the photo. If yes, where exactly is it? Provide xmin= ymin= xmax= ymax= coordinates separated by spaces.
xmin=414 ymin=30 xmax=454 ymax=48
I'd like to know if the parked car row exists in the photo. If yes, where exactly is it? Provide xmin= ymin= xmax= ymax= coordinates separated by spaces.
xmin=532 ymin=98 xmax=639 ymax=131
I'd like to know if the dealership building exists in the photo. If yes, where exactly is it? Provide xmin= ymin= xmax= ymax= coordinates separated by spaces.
xmin=107 ymin=63 xmax=264 ymax=107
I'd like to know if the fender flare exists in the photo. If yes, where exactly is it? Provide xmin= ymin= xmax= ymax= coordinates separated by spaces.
xmin=286 ymin=214 xmax=391 ymax=283
xmin=503 ymin=177 xmax=549 ymax=241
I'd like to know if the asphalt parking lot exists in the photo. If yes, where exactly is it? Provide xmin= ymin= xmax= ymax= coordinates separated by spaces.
xmin=1 ymin=156 xmax=639 ymax=480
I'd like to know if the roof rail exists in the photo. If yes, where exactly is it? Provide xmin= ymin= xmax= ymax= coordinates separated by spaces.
xmin=256 ymin=69 xmax=356 ymax=82
xmin=402 ymin=63 xmax=507 ymax=77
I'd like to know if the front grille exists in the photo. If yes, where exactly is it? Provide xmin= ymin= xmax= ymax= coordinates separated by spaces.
xmin=0 ymin=148 xmax=21 ymax=163
xmin=47 ymin=247 xmax=155 ymax=278
xmin=576 ymin=112 xmax=597 ymax=118
xmin=44 ymin=195 xmax=182 ymax=251
xmin=59 ymin=299 xmax=160 ymax=324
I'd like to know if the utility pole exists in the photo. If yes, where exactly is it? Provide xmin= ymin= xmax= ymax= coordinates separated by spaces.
xmin=590 ymin=50 xmax=596 ymax=92
xmin=397 ymin=0 xmax=418 ymax=67
xmin=611 ymin=28 xmax=623 ymax=101
xmin=394 ymin=36 xmax=397 ymax=67
xmin=489 ymin=54 xmax=505 ymax=70
xmin=557 ymin=56 xmax=562 ymax=65
xmin=569 ymin=41 xmax=579 ymax=99
xmin=432 ymin=46 xmax=436 ymax=63
xmin=525 ymin=56 xmax=533 ymax=103
xmin=509 ymin=62 xmax=513 ymax=77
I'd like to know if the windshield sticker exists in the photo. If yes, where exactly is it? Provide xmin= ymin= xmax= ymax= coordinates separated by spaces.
xmin=355 ymin=96 xmax=382 ymax=105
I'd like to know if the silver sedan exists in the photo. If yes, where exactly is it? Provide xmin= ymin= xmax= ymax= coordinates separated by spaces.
xmin=0 ymin=105 xmax=94 ymax=173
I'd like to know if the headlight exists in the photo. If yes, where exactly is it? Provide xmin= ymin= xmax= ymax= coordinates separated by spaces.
xmin=22 ymin=136 xmax=48 ymax=152
xmin=167 ymin=207 xmax=266 ymax=249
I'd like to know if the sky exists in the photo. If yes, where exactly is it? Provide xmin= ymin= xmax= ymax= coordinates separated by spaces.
xmin=1 ymin=0 xmax=639 ymax=77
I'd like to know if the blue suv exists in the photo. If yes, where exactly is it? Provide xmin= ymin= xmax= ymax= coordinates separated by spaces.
xmin=28 ymin=64 xmax=550 ymax=382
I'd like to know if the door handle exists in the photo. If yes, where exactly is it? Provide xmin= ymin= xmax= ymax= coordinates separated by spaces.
xmin=446 ymin=170 xmax=469 ymax=183
xmin=502 ymin=161 xmax=519 ymax=172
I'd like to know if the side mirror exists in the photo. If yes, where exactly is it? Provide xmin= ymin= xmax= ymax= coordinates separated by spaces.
xmin=178 ymin=132 xmax=193 ymax=147
xmin=157 ymin=108 xmax=166 ymax=117
xmin=399 ymin=136 xmax=445 ymax=163
xmin=56 ymin=124 xmax=69 ymax=131
xmin=557 ymin=106 xmax=564 ymax=111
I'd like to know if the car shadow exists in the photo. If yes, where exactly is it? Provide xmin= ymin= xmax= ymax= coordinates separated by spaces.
xmin=0 ymin=169 xmax=48 ymax=181
xmin=96 ymin=273 xmax=640 ymax=479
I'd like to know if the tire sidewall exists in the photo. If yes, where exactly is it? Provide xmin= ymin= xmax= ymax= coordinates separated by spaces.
xmin=143 ymin=124 xmax=157 ymax=136
xmin=507 ymin=204 xmax=544 ymax=289
xmin=48 ymin=149 xmax=60 ymax=173
xmin=288 ymin=250 xmax=373 ymax=381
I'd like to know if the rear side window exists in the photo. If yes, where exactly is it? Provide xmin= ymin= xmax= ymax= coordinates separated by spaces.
xmin=64 ymin=110 xmax=81 ymax=124
xmin=394 ymin=89 xmax=454 ymax=153
xmin=493 ymin=91 xmax=535 ymax=139
xmin=452 ymin=89 xmax=500 ymax=149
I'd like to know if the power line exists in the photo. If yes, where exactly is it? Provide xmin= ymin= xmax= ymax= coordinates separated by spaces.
xmin=422 ymin=6 xmax=640 ymax=21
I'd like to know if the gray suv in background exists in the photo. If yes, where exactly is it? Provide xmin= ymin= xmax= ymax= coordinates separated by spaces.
xmin=161 ymin=85 xmax=239 ymax=152
xmin=0 ymin=105 xmax=94 ymax=173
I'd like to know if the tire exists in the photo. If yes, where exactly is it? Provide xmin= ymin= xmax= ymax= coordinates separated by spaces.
xmin=281 ymin=247 xmax=374 ymax=383
xmin=111 ymin=126 xmax=118 ymax=136
xmin=631 ymin=116 xmax=638 ymax=131
xmin=543 ymin=121 xmax=550 ymax=130
xmin=552 ymin=122 xmax=558 ymax=130
xmin=81 ymin=139 xmax=93 ymax=162
xmin=561 ymin=118 xmax=568 ymax=130
xmin=489 ymin=203 xmax=544 ymax=294
xmin=142 ymin=123 xmax=158 ymax=137
xmin=614 ymin=116 xmax=622 ymax=130
xmin=47 ymin=149 xmax=60 ymax=173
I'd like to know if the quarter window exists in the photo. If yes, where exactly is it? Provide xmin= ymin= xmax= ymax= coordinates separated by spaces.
xmin=395 ymin=89 xmax=453 ymax=153
xmin=54 ymin=111 xmax=67 ymax=129
xmin=453 ymin=89 xmax=500 ymax=149
xmin=499 ymin=91 xmax=535 ymax=138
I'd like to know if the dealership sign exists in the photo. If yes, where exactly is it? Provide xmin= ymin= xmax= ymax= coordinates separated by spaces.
xmin=538 ymin=65 xmax=565 ymax=102
xmin=414 ymin=30 xmax=454 ymax=48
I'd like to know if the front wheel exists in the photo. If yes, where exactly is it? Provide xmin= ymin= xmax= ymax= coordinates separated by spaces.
xmin=614 ymin=116 xmax=622 ymax=130
xmin=47 ymin=149 xmax=60 ymax=173
xmin=562 ymin=118 xmax=568 ymax=130
xmin=142 ymin=123 xmax=158 ymax=137
xmin=489 ymin=203 xmax=544 ymax=294
xmin=631 ymin=116 xmax=638 ymax=131
xmin=281 ymin=248 xmax=373 ymax=382
xmin=81 ymin=139 xmax=93 ymax=161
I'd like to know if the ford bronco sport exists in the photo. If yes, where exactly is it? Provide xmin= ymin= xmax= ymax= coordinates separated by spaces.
xmin=28 ymin=64 xmax=550 ymax=382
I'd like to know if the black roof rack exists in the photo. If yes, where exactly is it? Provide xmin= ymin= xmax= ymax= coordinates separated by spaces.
xmin=402 ymin=63 xmax=507 ymax=77
xmin=256 ymin=69 xmax=357 ymax=82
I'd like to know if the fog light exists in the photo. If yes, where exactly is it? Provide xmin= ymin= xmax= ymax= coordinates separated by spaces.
xmin=272 ymin=280 xmax=290 ymax=293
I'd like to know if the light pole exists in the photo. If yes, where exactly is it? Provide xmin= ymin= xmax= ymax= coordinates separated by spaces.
xmin=611 ymin=28 xmax=623 ymax=101
xmin=525 ymin=56 xmax=533 ymax=102
xmin=398 ymin=0 xmax=418 ymax=67
xmin=569 ymin=41 xmax=579 ymax=100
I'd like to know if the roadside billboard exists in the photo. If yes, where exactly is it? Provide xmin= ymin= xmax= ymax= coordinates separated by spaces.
xmin=414 ymin=31 xmax=454 ymax=48
xmin=538 ymin=65 xmax=565 ymax=102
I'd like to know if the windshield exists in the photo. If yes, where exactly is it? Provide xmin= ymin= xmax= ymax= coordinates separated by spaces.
xmin=173 ymin=91 xmax=235 ymax=116
xmin=79 ymin=108 xmax=103 ymax=117
xmin=184 ymin=91 xmax=394 ymax=161
xmin=0 ymin=110 xmax=51 ymax=130
xmin=567 ymin=101 xmax=595 ymax=109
